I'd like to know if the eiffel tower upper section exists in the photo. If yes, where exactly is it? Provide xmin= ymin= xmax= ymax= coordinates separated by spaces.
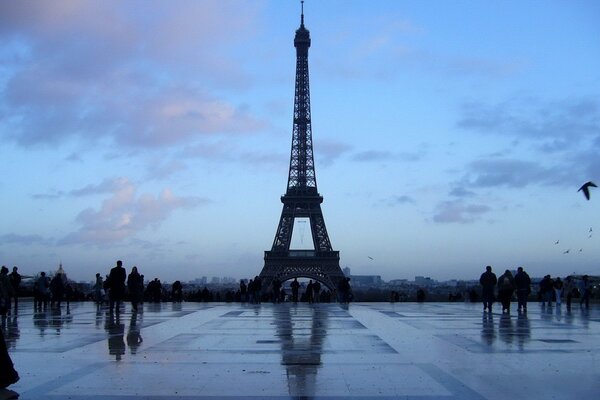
xmin=286 ymin=8 xmax=317 ymax=197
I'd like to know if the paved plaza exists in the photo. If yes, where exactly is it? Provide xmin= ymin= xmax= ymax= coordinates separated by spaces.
xmin=2 ymin=300 xmax=600 ymax=399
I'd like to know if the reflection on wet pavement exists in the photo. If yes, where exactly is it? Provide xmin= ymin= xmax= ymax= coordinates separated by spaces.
xmin=2 ymin=300 xmax=599 ymax=399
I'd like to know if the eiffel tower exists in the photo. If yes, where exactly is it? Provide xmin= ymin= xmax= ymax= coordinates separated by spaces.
xmin=259 ymin=4 xmax=345 ymax=292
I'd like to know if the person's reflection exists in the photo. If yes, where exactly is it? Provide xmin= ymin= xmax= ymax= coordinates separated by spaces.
xmin=275 ymin=304 xmax=328 ymax=398
xmin=3 ymin=315 xmax=20 ymax=350
xmin=127 ymin=312 xmax=143 ymax=354
xmin=515 ymin=312 xmax=530 ymax=351
xmin=481 ymin=312 xmax=495 ymax=346
xmin=498 ymin=313 xmax=514 ymax=345
xmin=105 ymin=312 xmax=125 ymax=361
xmin=49 ymin=306 xmax=64 ymax=334
xmin=33 ymin=309 xmax=49 ymax=337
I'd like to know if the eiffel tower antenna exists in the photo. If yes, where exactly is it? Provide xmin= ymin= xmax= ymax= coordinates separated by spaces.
xmin=259 ymin=5 xmax=345 ymax=295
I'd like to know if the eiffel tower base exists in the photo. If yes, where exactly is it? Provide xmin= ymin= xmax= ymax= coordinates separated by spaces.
xmin=260 ymin=250 xmax=345 ymax=295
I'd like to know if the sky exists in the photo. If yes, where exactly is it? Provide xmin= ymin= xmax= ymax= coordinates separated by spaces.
xmin=1 ymin=0 xmax=599 ymax=283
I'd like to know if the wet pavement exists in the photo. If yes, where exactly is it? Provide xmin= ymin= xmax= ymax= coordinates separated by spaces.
xmin=2 ymin=300 xmax=600 ymax=399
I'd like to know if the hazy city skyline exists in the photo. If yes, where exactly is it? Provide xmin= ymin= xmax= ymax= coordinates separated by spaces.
xmin=1 ymin=1 xmax=599 ymax=282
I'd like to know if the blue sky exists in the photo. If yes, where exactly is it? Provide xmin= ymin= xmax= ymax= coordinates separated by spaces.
xmin=1 ymin=0 xmax=599 ymax=283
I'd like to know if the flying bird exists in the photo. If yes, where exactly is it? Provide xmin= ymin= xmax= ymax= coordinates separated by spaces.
xmin=555 ymin=240 xmax=559 ymax=245
xmin=578 ymin=181 xmax=597 ymax=200
xmin=563 ymin=249 xmax=570 ymax=254
xmin=367 ymin=256 xmax=374 ymax=260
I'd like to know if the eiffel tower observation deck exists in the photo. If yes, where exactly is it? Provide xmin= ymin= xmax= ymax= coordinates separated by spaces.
xmin=259 ymin=4 xmax=346 ymax=293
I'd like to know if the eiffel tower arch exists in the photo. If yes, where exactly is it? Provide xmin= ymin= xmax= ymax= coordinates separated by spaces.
xmin=259 ymin=6 xmax=345 ymax=293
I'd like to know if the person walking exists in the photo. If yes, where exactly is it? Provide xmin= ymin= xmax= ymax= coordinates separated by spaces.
xmin=479 ymin=266 xmax=497 ymax=313
xmin=497 ymin=269 xmax=515 ymax=314
xmin=127 ymin=266 xmax=143 ymax=312
xmin=107 ymin=260 xmax=127 ymax=314
xmin=514 ymin=267 xmax=531 ymax=313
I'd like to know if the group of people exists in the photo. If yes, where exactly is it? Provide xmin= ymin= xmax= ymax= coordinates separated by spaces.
xmin=480 ymin=265 xmax=593 ymax=314
xmin=238 ymin=276 xmax=350 ymax=304
xmin=94 ymin=261 xmax=144 ymax=314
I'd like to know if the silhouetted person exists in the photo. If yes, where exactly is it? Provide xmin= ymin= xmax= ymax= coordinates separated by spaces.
xmin=172 ymin=280 xmax=183 ymax=302
xmin=0 ymin=267 xmax=14 ymax=318
xmin=306 ymin=280 xmax=314 ymax=303
xmin=8 ymin=267 xmax=21 ymax=313
xmin=94 ymin=273 xmax=104 ymax=307
xmin=312 ymin=281 xmax=321 ymax=303
xmin=514 ymin=267 xmax=531 ymax=313
xmin=497 ymin=269 xmax=514 ymax=313
xmin=239 ymin=280 xmax=247 ymax=302
xmin=34 ymin=272 xmax=49 ymax=310
xmin=553 ymin=277 xmax=564 ymax=306
xmin=127 ymin=266 xmax=143 ymax=312
xmin=479 ymin=266 xmax=497 ymax=312
xmin=416 ymin=288 xmax=426 ymax=302
xmin=0 ymin=328 xmax=19 ymax=394
xmin=579 ymin=275 xmax=591 ymax=309
xmin=272 ymin=278 xmax=282 ymax=303
xmin=291 ymin=278 xmax=300 ymax=303
xmin=50 ymin=273 xmax=65 ymax=308
xmin=107 ymin=260 xmax=127 ymax=314
xmin=339 ymin=278 xmax=352 ymax=303
xmin=539 ymin=275 xmax=554 ymax=307
xmin=254 ymin=276 xmax=262 ymax=303
xmin=564 ymin=276 xmax=575 ymax=310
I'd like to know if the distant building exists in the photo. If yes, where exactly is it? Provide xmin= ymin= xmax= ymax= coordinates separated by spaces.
xmin=351 ymin=275 xmax=382 ymax=287
xmin=415 ymin=276 xmax=435 ymax=287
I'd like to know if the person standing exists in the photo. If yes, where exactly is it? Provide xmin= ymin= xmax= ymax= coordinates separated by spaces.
xmin=564 ymin=276 xmax=575 ymax=310
xmin=514 ymin=267 xmax=531 ymax=313
xmin=93 ymin=273 xmax=104 ymax=307
xmin=108 ymin=260 xmax=127 ymax=314
xmin=0 ymin=267 xmax=14 ymax=318
xmin=8 ymin=267 xmax=21 ymax=313
xmin=313 ymin=280 xmax=321 ymax=303
xmin=539 ymin=275 xmax=554 ymax=307
xmin=497 ymin=269 xmax=515 ymax=314
xmin=291 ymin=278 xmax=300 ymax=303
xmin=239 ymin=280 xmax=247 ymax=303
xmin=479 ymin=266 xmax=497 ymax=313
xmin=553 ymin=277 xmax=564 ymax=307
xmin=127 ymin=266 xmax=143 ymax=312
xmin=579 ymin=275 xmax=591 ymax=309
xmin=34 ymin=272 xmax=50 ymax=310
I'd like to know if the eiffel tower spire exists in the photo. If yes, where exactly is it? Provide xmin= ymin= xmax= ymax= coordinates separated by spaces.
xmin=259 ymin=5 xmax=345 ymax=293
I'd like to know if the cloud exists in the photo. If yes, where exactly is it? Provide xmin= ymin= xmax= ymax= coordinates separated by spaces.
xmin=0 ymin=1 xmax=266 ymax=149
xmin=460 ymin=158 xmax=572 ymax=189
xmin=389 ymin=195 xmax=416 ymax=206
xmin=351 ymin=149 xmax=423 ymax=163
xmin=433 ymin=200 xmax=491 ymax=224
xmin=59 ymin=177 xmax=209 ymax=245
xmin=0 ymin=233 xmax=53 ymax=246
xmin=457 ymin=97 xmax=600 ymax=150
xmin=315 ymin=139 xmax=353 ymax=166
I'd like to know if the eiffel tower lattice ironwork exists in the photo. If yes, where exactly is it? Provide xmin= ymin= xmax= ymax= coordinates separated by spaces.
xmin=259 ymin=6 xmax=345 ymax=292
